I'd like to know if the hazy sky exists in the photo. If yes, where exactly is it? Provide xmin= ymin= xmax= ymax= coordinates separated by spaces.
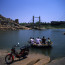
xmin=0 ymin=0 xmax=65 ymax=23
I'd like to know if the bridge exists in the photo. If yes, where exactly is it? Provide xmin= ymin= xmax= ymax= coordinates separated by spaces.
xmin=27 ymin=16 xmax=41 ymax=29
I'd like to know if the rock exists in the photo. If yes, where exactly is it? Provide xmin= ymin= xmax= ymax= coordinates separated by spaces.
xmin=0 ymin=50 xmax=8 ymax=65
xmin=11 ymin=54 xmax=50 ymax=65
xmin=46 ymin=57 xmax=65 ymax=65
xmin=0 ymin=50 xmax=8 ymax=56
xmin=34 ymin=56 xmax=50 ymax=65
xmin=0 ymin=50 xmax=50 ymax=65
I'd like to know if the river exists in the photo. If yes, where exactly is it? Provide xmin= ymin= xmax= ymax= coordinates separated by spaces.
xmin=0 ymin=29 xmax=65 ymax=60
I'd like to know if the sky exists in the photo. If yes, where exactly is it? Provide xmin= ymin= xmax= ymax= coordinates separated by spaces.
xmin=0 ymin=0 xmax=65 ymax=23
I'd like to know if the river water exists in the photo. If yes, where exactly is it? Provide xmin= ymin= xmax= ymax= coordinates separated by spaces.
xmin=0 ymin=29 xmax=65 ymax=60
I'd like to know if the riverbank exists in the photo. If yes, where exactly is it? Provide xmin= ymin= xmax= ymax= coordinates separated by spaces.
xmin=0 ymin=26 xmax=31 ymax=31
xmin=0 ymin=25 xmax=65 ymax=31
xmin=0 ymin=50 xmax=65 ymax=65
xmin=0 ymin=50 xmax=50 ymax=65
xmin=40 ymin=26 xmax=65 ymax=29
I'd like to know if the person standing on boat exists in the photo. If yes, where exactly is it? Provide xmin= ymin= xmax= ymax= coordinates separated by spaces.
xmin=36 ymin=37 xmax=41 ymax=45
xmin=42 ymin=36 xmax=46 ymax=44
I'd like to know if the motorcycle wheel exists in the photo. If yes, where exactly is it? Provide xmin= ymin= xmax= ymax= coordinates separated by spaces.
xmin=5 ymin=54 xmax=13 ymax=64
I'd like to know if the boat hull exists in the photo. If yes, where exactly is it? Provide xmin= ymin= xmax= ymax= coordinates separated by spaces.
xmin=30 ymin=43 xmax=53 ymax=48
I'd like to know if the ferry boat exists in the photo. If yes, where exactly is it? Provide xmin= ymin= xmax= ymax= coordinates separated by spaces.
xmin=29 ymin=42 xmax=53 ymax=48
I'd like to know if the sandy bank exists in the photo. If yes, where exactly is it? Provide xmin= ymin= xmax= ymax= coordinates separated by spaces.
xmin=0 ymin=50 xmax=50 ymax=65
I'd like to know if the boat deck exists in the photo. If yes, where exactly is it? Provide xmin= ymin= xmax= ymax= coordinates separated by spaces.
xmin=30 ymin=42 xmax=53 ymax=48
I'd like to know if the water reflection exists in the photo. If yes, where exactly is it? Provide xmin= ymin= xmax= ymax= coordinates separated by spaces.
xmin=30 ymin=46 xmax=53 ymax=56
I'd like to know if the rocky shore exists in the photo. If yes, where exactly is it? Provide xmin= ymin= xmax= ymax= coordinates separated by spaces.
xmin=0 ymin=14 xmax=31 ymax=31
xmin=0 ymin=26 xmax=31 ymax=31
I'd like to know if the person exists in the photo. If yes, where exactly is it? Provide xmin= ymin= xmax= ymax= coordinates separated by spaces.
xmin=36 ymin=37 xmax=41 ymax=45
xmin=29 ymin=37 xmax=32 ymax=43
xmin=47 ymin=38 xmax=51 ymax=45
xmin=30 ymin=37 xmax=36 ymax=44
xmin=42 ymin=36 xmax=46 ymax=44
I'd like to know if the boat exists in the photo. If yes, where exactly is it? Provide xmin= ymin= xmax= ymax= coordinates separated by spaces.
xmin=29 ymin=42 xmax=53 ymax=48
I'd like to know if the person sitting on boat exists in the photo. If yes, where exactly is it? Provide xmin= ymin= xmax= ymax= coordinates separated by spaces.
xmin=47 ymin=38 xmax=51 ymax=45
xmin=36 ymin=37 xmax=42 ymax=45
xmin=29 ymin=37 xmax=32 ymax=43
xmin=42 ymin=36 xmax=46 ymax=44
xmin=30 ymin=37 xmax=36 ymax=45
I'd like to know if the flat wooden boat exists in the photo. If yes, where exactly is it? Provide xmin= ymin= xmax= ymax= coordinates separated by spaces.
xmin=30 ymin=42 xmax=53 ymax=48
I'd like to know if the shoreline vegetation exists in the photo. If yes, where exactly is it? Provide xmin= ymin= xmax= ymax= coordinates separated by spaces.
xmin=0 ymin=49 xmax=65 ymax=65
xmin=0 ymin=14 xmax=65 ymax=31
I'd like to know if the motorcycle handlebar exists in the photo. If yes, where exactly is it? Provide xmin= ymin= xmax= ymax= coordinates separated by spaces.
xmin=12 ymin=45 xmax=19 ymax=48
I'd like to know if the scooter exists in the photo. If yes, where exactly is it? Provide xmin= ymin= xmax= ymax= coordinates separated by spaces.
xmin=5 ymin=43 xmax=29 ymax=64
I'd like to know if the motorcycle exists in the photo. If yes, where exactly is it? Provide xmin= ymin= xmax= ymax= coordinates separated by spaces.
xmin=5 ymin=43 xmax=29 ymax=64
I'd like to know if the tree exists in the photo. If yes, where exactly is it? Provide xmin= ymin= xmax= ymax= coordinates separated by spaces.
xmin=15 ymin=19 xmax=19 ymax=24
